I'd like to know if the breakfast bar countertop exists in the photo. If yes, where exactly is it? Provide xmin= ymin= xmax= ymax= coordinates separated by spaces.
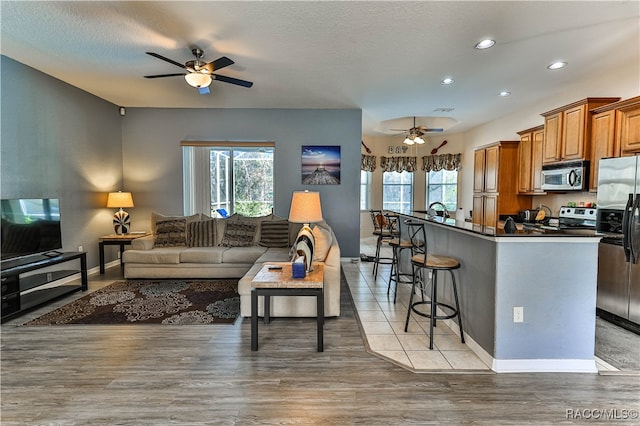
xmin=404 ymin=211 xmax=603 ymax=239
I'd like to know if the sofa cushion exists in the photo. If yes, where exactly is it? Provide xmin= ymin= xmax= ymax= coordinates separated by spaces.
xmin=222 ymin=245 xmax=268 ymax=264
xmin=258 ymin=220 xmax=290 ymax=248
xmin=312 ymin=224 xmax=333 ymax=262
xmin=123 ymin=247 xmax=183 ymax=264
xmin=256 ymin=247 xmax=292 ymax=263
xmin=155 ymin=218 xmax=187 ymax=247
xmin=220 ymin=220 xmax=257 ymax=247
xmin=179 ymin=247 xmax=226 ymax=264
xmin=186 ymin=218 xmax=216 ymax=247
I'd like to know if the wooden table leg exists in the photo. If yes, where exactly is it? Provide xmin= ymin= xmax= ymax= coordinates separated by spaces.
xmin=317 ymin=289 xmax=324 ymax=352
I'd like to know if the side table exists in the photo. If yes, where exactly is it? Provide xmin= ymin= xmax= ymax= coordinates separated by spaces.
xmin=251 ymin=262 xmax=324 ymax=352
xmin=98 ymin=232 xmax=150 ymax=274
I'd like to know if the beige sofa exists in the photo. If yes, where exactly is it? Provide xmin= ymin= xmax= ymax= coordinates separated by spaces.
xmin=122 ymin=213 xmax=341 ymax=317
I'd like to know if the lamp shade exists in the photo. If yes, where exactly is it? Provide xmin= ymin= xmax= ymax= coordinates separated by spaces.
xmin=106 ymin=191 xmax=134 ymax=208
xmin=289 ymin=191 xmax=323 ymax=224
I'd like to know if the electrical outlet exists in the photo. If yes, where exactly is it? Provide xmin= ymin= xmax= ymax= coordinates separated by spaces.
xmin=513 ymin=307 xmax=524 ymax=323
xmin=78 ymin=245 xmax=83 ymax=252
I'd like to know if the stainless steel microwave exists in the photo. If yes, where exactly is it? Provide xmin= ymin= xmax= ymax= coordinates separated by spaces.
xmin=541 ymin=160 xmax=589 ymax=191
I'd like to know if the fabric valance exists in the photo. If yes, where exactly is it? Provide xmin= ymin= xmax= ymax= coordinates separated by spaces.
xmin=380 ymin=156 xmax=417 ymax=173
xmin=361 ymin=154 xmax=377 ymax=172
xmin=421 ymin=153 xmax=462 ymax=172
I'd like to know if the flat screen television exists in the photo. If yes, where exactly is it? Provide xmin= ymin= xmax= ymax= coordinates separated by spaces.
xmin=1 ymin=198 xmax=63 ymax=262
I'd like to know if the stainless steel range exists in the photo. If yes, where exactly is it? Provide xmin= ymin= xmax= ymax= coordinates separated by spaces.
xmin=528 ymin=206 xmax=597 ymax=231
xmin=558 ymin=206 xmax=597 ymax=229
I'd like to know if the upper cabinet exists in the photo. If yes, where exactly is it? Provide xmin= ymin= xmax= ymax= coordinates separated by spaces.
xmin=517 ymin=125 xmax=545 ymax=195
xmin=590 ymin=96 xmax=640 ymax=190
xmin=472 ymin=141 xmax=531 ymax=227
xmin=541 ymin=98 xmax=620 ymax=165
xmin=617 ymin=99 xmax=640 ymax=155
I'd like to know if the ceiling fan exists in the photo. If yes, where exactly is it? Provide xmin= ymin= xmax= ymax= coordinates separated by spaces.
xmin=390 ymin=117 xmax=444 ymax=145
xmin=144 ymin=48 xmax=253 ymax=95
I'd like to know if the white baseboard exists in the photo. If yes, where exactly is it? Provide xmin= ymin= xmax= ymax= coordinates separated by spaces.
xmin=492 ymin=358 xmax=598 ymax=373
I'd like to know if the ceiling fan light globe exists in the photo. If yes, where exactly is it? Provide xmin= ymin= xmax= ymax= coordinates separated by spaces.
xmin=414 ymin=136 xmax=425 ymax=144
xmin=185 ymin=73 xmax=212 ymax=88
xmin=403 ymin=137 xmax=414 ymax=145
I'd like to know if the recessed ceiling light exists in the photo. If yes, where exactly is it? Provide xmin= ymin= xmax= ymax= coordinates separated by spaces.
xmin=499 ymin=91 xmax=511 ymax=97
xmin=441 ymin=77 xmax=455 ymax=85
xmin=475 ymin=39 xmax=496 ymax=49
xmin=547 ymin=61 xmax=567 ymax=70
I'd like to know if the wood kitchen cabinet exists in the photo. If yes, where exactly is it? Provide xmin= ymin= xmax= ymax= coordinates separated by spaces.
xmin=517 ymin=125 xmax=545 ymax=194
xmin=472 ymin=141 xmax=531 ymax=227
xmin=541 ymin=97 xmax=620 ymax=165
xmin=618 ymin=99 xmax=640 ymax=155
xmin=589 ymin=96 xmax=640 ymax=190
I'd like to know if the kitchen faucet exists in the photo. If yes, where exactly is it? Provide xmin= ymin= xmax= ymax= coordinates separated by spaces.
xmin=428 ymin=202 xmax=450 ymax=218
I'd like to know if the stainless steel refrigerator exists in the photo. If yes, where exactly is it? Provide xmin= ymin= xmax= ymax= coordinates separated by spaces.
xmin=596 ymin=156 xmax=640 ymax=327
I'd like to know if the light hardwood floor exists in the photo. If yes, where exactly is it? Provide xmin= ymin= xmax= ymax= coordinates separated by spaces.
xmin=2 ymin=261 xmax=639 ymax=425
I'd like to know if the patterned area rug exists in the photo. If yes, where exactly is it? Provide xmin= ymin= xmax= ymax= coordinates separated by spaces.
xmin=24 ymin=280 xmax=240 ymax=325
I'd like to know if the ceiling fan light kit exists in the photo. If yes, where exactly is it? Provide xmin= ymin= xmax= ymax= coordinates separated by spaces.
xmin=185 ymin=72 xmax=212 ymax=88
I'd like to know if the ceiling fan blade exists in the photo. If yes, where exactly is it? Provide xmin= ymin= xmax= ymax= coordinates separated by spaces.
xmin=202 ymin=56 xmax=234 ymax=74
xmin=198 ymin=86 xmax=210 ymax=95
xmin=144 ymin=73 xmax=185 ymax=79
xmin=422 ymin=128 xmax=444 ymax=132
xmin=212 ymin=74 xmax=253 ymax=88
xmin=146 ymin=52 xmax=186 ymax=69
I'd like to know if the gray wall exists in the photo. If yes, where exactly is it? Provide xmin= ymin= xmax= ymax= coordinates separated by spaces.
xmin=121 ymin=108 xmax=362 ymax=258
xmin=1 ymin=55 xmax=363 ymax=267
xmin=1 ymin=56 xmax=123 ymax=267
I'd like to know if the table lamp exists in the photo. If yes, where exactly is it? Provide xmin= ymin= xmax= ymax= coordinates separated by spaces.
xmin=106 ymin=191 xmax=134 ymax=234
xmin=289 ymin=190 xmax=323 ymax=272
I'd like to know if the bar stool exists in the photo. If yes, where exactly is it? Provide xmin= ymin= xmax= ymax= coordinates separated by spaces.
xmin=387 ymin=216 xmax=413 ymax=303
xmin=370 ymin=210 xmax=394 ymax=279
xmin=404 ymin=220 xmax=465 ymax=350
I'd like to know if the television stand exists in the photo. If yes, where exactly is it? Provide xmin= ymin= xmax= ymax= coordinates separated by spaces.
xmin=1 ymin=252 xmax=87 ymax=322
xmin=42 ymin=250 xmax=63 ymax=258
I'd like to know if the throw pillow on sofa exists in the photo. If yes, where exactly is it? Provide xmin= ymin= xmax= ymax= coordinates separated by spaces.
xmin=312 ymin=224 xmax=332 ymax=262
xmin=151 ymin=212 xmax=201 ymax=234
xmin=155 ymin=218 xmax=187 ymax=247
xmin=220 ymin=220 xmax=257 ymax=247
xmin=258 ymin=220 xmax=290 ymax=248
xmin=186 ymin=218 xmax=216 ymax=247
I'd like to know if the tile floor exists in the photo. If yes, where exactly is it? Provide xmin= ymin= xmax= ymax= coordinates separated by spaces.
xmin=347 ymin=236 xmax=619 ymax=373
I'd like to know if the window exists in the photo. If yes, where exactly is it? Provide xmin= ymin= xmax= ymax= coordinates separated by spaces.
xmin=360 ymin=170 xmax=371 ymax=210
xmin=426 ymin=169 xmax=458 ymax=211
xmin=183 ymin=143 xmax=274 ymax=217
xmin=383 ymin=171 xmax=413 ymax=214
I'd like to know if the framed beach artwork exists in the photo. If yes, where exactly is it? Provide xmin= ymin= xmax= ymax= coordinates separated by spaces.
xmin=301 ymin=145 xmax=341 ymax=185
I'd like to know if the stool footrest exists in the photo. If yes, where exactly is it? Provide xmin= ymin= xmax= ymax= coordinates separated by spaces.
xmin=410 ymin=300 xmax=459 ymax=321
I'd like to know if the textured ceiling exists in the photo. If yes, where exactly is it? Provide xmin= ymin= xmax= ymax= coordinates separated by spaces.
xmin=1 ymin=1 xmax=638 ymax=135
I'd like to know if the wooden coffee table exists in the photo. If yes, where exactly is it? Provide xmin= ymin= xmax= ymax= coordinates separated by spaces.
xmin=250 ymin=262 xmax=324 ymax=352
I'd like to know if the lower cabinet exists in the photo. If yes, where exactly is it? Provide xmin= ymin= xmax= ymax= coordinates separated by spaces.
xmin=473 ymin=194 xmax=498 ymax=226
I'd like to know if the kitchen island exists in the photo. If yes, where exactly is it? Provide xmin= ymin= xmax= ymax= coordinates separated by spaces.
xmin=395 ymin=212 xmax=602 ymax=373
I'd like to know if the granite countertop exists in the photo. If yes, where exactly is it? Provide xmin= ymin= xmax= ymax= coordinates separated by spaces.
xmin=400 ymin=211 xmax=604 ymax=238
